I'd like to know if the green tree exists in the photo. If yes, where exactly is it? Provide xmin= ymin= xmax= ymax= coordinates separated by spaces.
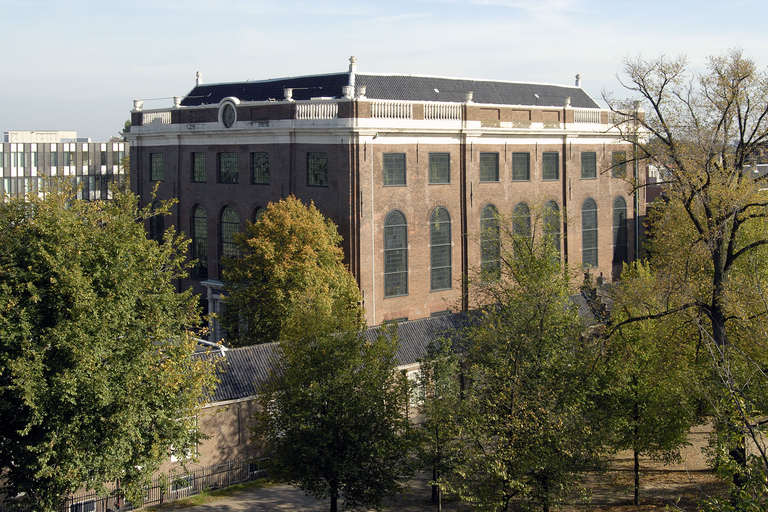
xmin=0 ymin=189 xmax=216 ymax=511
xmin=608 ymin=49 xmax=768 ymax=505
xmin=415 ymin=338 xmax=463 ymax=511
xmin=221 ymin=195 xmax=362 ymax=346
xmin=604 ymin=262 xmax=702 ymax=505
xmin=445 ymin=209 xmax=607 ymax=512
xmin=251 ymin=303 xmax=413 ymax=512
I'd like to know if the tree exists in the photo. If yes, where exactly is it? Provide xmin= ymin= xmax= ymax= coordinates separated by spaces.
xmin=443 ymin=209 xmax=607 ymax=512
xmin=604 ymin=262 xmax=702 ymax=505
xmin=221 ymin=195 xmax=362 ymax=346
xmin=0 ymin=189 xmax=216 ymax=511
xmin=608 ymin=49 xmax=768 ymax=504
xmin=251 ymin=302 xmax=413 ymax=512
xmin=415 ymin=338 xmax=463 ymax=511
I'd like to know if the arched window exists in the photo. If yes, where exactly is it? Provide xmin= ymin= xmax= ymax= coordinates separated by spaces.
xmin=430 ymin=207 xmax=451 ymax=291
xmin=582 ymin=198 xmax=598 ymax=268
xmin=220 ymin=206 xmax=240 ymax=271
xmin=253 ymin=206 xmax=265 ymax=223
xmin=480 ymin=204 xmax=500 ymax=282
xmin=149 ymin=202 xmax=164 ymax=243
xmin=384 ymin=210 xmax=408 ymax=297
xmin=192 ymin=206 xmax=208 ymax=280
xmin=512 ymin=202 xmax=531 ymax=254
xmin=613 ymin=196 xmax=628 ymax=264
xmin=543 ymin=200 xmax=561 ymax=260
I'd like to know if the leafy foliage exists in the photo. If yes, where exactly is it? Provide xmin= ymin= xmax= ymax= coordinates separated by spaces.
xmin=251 ymin=306 xmax=413 ymax=512
xmin=415 ymin=338 xmax=463 ymax=508
xmin=0 ymin=189 xmax=216 ymax=511
xmin=604 ymin=262 xmax=703 ymax=504
xmin=221 ymin=195 xmax=362 ymax=346
xmin=609 ymin=49 xmax=768 ymax=506
xmin=438 ymin=212 xmax=607 ymax=512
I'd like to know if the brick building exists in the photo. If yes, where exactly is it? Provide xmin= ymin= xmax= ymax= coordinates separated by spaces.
xmin=127 ymin=57 xmax=644 ymax=336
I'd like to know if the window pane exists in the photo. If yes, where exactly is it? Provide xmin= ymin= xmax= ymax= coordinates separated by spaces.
xmin=430 ymin=207 xmax=451 ymax=291
xmin=613 ymin=196 xmax=628 ymax=263
xmin=544 ymin=200 xmax=561 ymax=260
xmin=582 ymin=198 xmax=598 ymax=268
xmin=193 ymin=206 xmax=208 ymax=280
xmin=612 ymin=151 xmax=627 ymax=178
xmin=581 ymin=151 xmax=596 ymax=179
xmin=480 ymin=205 xmax=500 ymax=281
xmin=220 ymin=207 xmax=240 ymax=264
xmin=383 ymin=153 xmax=406 ymax=186
xmin=150 ymin=153 xmax=164 ymax=181
xmin=542 ymin=152 xmax=559 ymax=180
xmin=479 ymin=153 xmax=499 ymax=182
xmin=192 ymin=152 xmax=206 ymax=182
xmin=511 ymin=152 xmax=530 ymax=181
xmin=252 ymin=152 xmax=269 ymax=184
xmin=428 ymin=153 xmax=450 ymax=184
xmin=307 ymin=152 xmax=328 ymax=187
xmin=384 ymin=210 xmax=408 ymax=297
xmin=218 ymin=152 xmax=238 ymax=183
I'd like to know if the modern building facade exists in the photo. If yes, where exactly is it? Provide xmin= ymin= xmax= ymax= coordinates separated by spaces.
xmin=127 ymin=58 xmax=644 ymax=334
xmin=1 ymin=130 xmax=128 ymax=200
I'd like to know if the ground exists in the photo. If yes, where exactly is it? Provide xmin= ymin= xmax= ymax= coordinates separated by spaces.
xmin=149 ymin=425 xmax=726 ymax=511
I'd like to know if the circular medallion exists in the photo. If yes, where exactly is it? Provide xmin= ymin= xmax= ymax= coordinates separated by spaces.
xmin=222 ymin=104 xmax=236 ymax=128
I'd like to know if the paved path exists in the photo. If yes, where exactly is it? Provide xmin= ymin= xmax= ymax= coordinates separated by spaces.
xmin=162 ymin=473 xmax=455 ymax=511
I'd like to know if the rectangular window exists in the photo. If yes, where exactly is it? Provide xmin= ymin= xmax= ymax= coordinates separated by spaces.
xmin=218 ymin=152 xmax=238 ymax=183
xmin=428 ymin=152 xmax=450 ymax=184
xmin=383 ymin=153 xmax=406 ymax=186
xmin=171 ymin=475 xmax=194 ymax=493
xmin=251 ymin=152 xmax=269 ymax=184
xmin=191 ymin=153 xmax=206 ymax=182
xmin=307 ymin=152 xmax=328 ymax=187
xmin=581 ymin=151 xmax=597 ymax=179
xmin=511 ymin=152 xmax=530 ymax=181
xmin=150 ymin=153 xmax=164 ymax=181
xmin=542 ymin=152 xmax=559 ymax=181
xmin=612 ymin=151 xmax=627 ymax=178
xmin=479 ymin=153 xmax=499 ymax=182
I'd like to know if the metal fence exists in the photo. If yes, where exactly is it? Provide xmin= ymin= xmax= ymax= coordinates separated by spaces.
xmin=2 ymin=459 xmax=267 ymax=512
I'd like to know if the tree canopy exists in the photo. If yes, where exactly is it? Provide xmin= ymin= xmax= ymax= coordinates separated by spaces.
xmin=608 ymin=49 xmax=768 ymax=508
xmin=251 ymin=304 xmax=413 ymax=512
xmin=0 ymin=189 xmax=216 ymax=511
xmin=221 ymin=195 xmax=362 ymax=346
xmin=428 ymin=208 xmax=608 ymax=512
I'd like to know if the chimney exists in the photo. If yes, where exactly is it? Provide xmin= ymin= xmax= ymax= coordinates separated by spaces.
xmin=575 ymin=74 xmax=581 ymax=87
xmin=349 ymin=56 xmax=357 ymax=90
xmin=196 ymin=71 xmax=203 ymax=86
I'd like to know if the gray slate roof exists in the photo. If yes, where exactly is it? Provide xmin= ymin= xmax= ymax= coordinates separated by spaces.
xmin=199 ymin=312 xmax=473 ymax=404
xmin=181 ymin=72 xmax=599 ymax=109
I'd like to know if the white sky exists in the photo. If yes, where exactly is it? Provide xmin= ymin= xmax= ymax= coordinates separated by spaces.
xmin=1 ymin=0 xmax=766 ymax=141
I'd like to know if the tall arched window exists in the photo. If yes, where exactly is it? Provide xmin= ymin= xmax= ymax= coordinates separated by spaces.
xmin=220 ymin=206 xmax=240 ymax=272
xmin=384 ymin=210 xmax=408 ymax=297
xmin=192 ymin=206 xmax=208 ymax=280
xmin=149 ymin=202 xmax=164 ymax=243
xmin=512 ymin=202 xmax=531 ymax=254
xmin=582 ymin=198 xmax=598 ymax=268
xmin=543 ymin=200 xmax=561 ymax=260
xmin=430 ymin=207 xmax=451 ymax=291
xmin=613 ymin=196 xmax=628 ymax=264
xmin=480 ymin=204 xmax=500 ymax=282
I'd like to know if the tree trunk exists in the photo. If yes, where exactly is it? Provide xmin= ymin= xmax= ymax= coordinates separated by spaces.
xmin=632 ymin=374 xmax=640 ymax=506
xmin=330 ymin=484 xmax=338 ymax=512
xmin=634 ymin=448 xmax=640 ymax=506
xmin=431 ymin=468 xmax=439 ymax=504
